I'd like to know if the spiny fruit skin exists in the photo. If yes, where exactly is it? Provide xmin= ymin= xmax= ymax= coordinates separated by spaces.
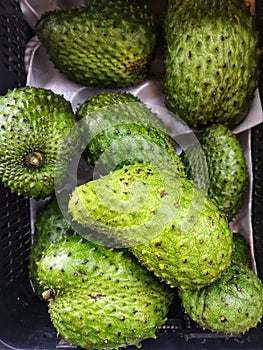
xmin=164 ymin=0 xmax=261 ymax=128
xmin=37 ymin=235 xmax=173 ymax=350
xmin=29 ymin=197 xmax=74 ymax=296
xmin=68 ymin=162 xmax=233 ymax=290
xmin=231 ymin=232 xmax=250 ymax=267
xmin=182 ymin=124 xmax=249 ymax=221
xmin=0 ymin=87 xmax=77 ymax=199
xmin=180 ymin=143 xmax=209 ymax=193
xmin=35 ymin=0 xmax=157 ymax=88
xmin=179 ymin=264 xmax=263 ymax=335
xmin=76 ymin=92 xmax=185 ymax=176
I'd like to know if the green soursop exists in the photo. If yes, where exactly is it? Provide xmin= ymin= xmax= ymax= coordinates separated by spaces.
xmin=68 ymin=162 xmax=233 ymax=290
xmin=164 ymin=0 xmax=261 ymax=128
xmin=231 ymin=231 xmax=250 ymax=266
xmin=76 ymin=92 xmax=185 ymax=176
xmin=29 ymin=197 xmax=74 ymax=296
xmin=35 ymin=0 xmax=157 ymax=88
xmin=0 ymin=87 xmax=77 ymax=199
xmin=179 ymin=264 xmax=263 ymax=334
xmin=181 ymin=124 xmax=249 ymax=220
xmin=37 ymin=235 xmax=173 ymax=349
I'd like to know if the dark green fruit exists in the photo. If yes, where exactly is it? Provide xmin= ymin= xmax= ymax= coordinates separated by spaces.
xmin=38 ymin=235 xmax=173 ymax=350
xmin=231 ymin=232 xmax=250 ymax=266
xmin=179 ymin=264 xmax=263 ymax=334
xmin=35 ymin=0 xmax=157 ymax=88
xmin=180 ymin=142 xmax=209 ymax=192
xmin=29 ymin=197 xmax=74 ymax=295
xmin=68 ymin=162 xmax=233 ymax=290
xmin=164 ymin=0 xmax=260 ymax=128
xmin=0 ymin=87 xmax=77 ymax=199
xmin=76 ymin=92 xmax=185 ymax=176
xmin=182 ymin=124 xmax=249 ymax=221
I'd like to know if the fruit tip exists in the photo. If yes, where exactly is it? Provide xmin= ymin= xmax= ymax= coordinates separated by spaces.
xmin=245 ymin=0 xmax=255 ymax=15
xmin=42 ymin=289 xmax=55 ymax=300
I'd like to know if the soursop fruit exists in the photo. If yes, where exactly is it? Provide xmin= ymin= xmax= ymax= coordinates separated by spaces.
xmin=68 ymin=161 xmax=233 ymax=290
xmin=164 ymin=0 xmax=261 ymax=128
xmin=231 ymin=232 xmax=250 ymax=266
xmin=76 ymin=92 xmax=185 ymax=176
xmin=180 ymin=142 xmax=209 ymax=193
xmin=179 ymin=264 xmax=263 ymax=335
xmin=35 ymin=0 xmax=157 ymax=88
xmin=37 ymin=235 xmax=173 ymax=349
xmin=29 ymin=197 xmax=74 ymax=296
xmin=181 ymin=124 xmax=249 ymax=220
xmin=0 ymin=87 xmax=77 ymax=199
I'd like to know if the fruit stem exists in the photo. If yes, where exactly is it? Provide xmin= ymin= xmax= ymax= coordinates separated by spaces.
xmin=42 ymin=289 xmax=55 ymax=300
xmin=25 ymin=152 xmax=43 ymax=168
xmin=245 ymin=0 xmax=255 ymax=15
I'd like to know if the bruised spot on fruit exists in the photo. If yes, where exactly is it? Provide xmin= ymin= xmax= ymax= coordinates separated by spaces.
xmin=188 ymin=215 xmax=195 ymax=222
xmin=88 ymin=293 xmax=106 ymax=301
xmin=160 ymin=190 xmax=167 ymax=198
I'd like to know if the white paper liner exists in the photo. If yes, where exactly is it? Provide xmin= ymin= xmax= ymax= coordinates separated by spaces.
xmin=20 ymin=0 xmax=263 ymax=273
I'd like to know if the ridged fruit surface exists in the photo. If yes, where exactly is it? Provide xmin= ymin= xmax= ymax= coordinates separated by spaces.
xmin=29 ymin=197 xmax=74 ymax=295
xmin=37 ymin=235 xmax=173 ymax=350
xmin=182 ymin=124 xmax=248 ymax=221
xmin=231 ymin=232 xmax=250 ymax=267
xmin=35 ymin=0 xmax=157 ymax=88
xmin=0 ymin=87 xmax=77 ymax=199
xmin=179 ymin=264 xmax=263 ymax=334
xmin=164 ymin=0 xmax=260 ymax=128
xmin=76 ymin=92 xmax=185 ymax=176
xmin=68 ymin=162 xmax=233 ymax=290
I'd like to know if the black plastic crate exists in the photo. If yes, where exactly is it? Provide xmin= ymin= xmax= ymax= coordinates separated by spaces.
xmin=0 ymin=1 xmax=263 ymax=349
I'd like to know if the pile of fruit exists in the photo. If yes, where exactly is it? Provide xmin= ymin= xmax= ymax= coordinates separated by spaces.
xmin=0 ymin=0 xmax=262 ymax=349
